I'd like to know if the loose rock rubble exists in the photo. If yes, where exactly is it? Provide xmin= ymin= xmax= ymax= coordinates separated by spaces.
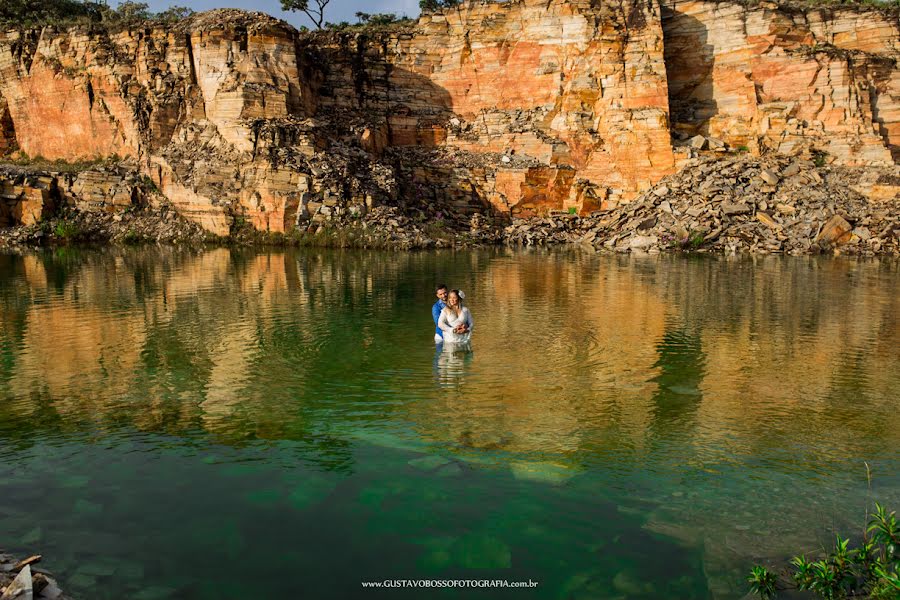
xmin=1 ymin=155 xmax=897 ymax=254
xmin=0 ymin=206 xmax=212 ymax=249
xmin=503 ymin=155 xmax=900 ymax=256
xmin=230 ymin=205 xmax=503 ymax=249
xmin=1 ymin=551 xmax=70 ymax=600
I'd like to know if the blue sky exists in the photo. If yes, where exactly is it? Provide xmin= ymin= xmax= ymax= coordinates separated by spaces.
xmin=123 ymin=0 xmax=422 ymax=29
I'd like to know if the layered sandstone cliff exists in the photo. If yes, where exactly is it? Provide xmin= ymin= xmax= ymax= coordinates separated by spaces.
xmin=0 ymin=0 xmax=896 ymax=236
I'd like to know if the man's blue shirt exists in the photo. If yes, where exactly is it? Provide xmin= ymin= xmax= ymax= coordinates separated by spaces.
xmin=432 ymin=300 xmax=446 ymax=337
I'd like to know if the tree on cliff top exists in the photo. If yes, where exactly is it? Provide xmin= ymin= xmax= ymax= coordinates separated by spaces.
xmin=281 ymin=0 xmax=331 ymax=29
xmin=1 ymin=0 xmax=195 ymax=28
xmin=419 ymin=0 xmax=460 ymax=13
xmin=1 ymin=0 xmax=104 ymax=27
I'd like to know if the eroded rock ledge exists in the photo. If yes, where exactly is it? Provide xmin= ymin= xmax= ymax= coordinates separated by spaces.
xmin=0 ymin=0 xmax=897 ymax=252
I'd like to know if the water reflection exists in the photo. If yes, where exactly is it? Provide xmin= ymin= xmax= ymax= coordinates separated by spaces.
xmin=1 ymin=249 xmax=899 ymax=456
xmin=433 ymin=342 xmax=473 ymax=388
xmin=649 ymin=326 xmax=706 ymax=442
xmin=0 ymin=248 xmax=898 ymax=598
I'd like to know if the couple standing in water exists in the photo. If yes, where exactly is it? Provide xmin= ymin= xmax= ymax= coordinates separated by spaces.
xmin=432 ymin=284 xmax=473 ymax=345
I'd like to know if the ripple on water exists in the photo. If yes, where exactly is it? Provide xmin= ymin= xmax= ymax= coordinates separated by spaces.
xmin=0 ymin=248 xmax=899 ymax=599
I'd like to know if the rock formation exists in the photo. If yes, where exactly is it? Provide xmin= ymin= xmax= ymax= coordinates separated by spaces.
xmin=0 ymin=0 xmax=896 ymax=239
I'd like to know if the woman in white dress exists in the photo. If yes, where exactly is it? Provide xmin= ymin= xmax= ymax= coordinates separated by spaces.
xmin=438 ymin=289 xmax=473 ymax=344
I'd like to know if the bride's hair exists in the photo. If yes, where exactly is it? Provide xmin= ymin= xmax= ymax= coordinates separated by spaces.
xmin=450 ymin=289 xmax=464 ymax=307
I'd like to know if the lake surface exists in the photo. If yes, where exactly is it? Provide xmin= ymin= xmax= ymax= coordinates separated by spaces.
xmin=0 ymin=247 xmax=898 ymax=599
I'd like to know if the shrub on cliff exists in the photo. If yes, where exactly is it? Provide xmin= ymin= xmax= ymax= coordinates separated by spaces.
xmin=419 ymin=0 xmax=461 ymax=13
xmin=0 ymin=0 xmax=105 ymax=27
xmin=98 ymin=2 xmax=195 ymax=26
xmin=354 ymin=12 xmax=413 ymax=26
xmin=0 ymin=0 xmax=195 ymax=29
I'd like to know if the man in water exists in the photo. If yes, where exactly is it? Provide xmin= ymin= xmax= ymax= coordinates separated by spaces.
xmin=433 ymin=284 xmax=448 ymax=343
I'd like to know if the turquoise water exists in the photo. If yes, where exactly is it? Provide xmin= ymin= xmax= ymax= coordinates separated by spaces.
xmin=0 ymin=248 xmax=898 ymax=599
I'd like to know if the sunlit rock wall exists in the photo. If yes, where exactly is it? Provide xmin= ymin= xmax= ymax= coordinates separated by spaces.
xmin=0 ymin=0 xmax=896 ymax=234
xmin=663 ymin=0 xmax=900 ymax=163
xmin=310 ymin=0 xmax=676 ymax=211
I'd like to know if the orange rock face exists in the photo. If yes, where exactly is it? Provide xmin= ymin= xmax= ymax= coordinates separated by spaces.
xmin=663 ymin=1 xmax=899 ymax=164
xmin=0 ymin=2 xmax=896 ymax=234
xmin=313 ymin=0 xmax=677 ymax=209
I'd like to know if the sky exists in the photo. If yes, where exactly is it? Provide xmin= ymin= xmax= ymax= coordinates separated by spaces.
xmin=123 ymin=0 xmax=422 ymax=29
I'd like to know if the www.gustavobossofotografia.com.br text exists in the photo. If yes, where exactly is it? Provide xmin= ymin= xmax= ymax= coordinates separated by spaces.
xmin=361 ymin=579 xmax=539 ymax=589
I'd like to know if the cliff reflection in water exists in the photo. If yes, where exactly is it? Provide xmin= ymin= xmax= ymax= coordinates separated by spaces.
xmin=0 ymin=248 xmax=899 ymax=468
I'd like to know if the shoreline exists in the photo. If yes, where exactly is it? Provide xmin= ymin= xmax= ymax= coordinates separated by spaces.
xmin=2 ymin=156 xmax=897 ymax=257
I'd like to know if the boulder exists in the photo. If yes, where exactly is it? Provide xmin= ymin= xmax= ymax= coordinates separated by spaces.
xmin=759 ymin=169 xmax=780 ymax=185
xmin=775 ymin=203 xmax=796 ymax=216
xmin=0 ymin=565 xmax=32 ymax=600
xmin=629 ymin=234 xmax=658 ymax=249
xmin=722 ymin=202 xmax=751 ymax=216
xmin=756 ymin=212 xmax=780 ymax=230
xmin=817 ymin=215 xmax=853 ymax=246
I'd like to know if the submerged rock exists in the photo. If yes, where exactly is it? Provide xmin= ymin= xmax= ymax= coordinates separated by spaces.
xmin=510 ymin=461 xmax=579 ymax=485
xmin=451 ymin=534 xmax=512 ymax=569
xmin=407 ymin=455 xmax=453 ymax=471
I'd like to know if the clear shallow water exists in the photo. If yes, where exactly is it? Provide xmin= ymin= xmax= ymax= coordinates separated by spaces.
xmin=0 ymin=247 xmax=898 ymax=599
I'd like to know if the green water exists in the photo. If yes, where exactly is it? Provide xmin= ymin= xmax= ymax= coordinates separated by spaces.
xmin=0 ymin=247 xmax=898 ymax=599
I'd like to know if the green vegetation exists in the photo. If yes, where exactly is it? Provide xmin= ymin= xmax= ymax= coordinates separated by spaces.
xmin=1 ymin=0 xmax=101 ymax=27
xmin=661 ymin=230 xmax=708 ymax=251
xmin=687 ymin=231 xmax=705 ymax=249
xmin=121 ymin=230 xmax=146 ymax=244
xmin=813 ymin=150 xmax=829 ymax=168
xmin=3 ymin=151 xmax=119 ymax=173
xmin=748 ymin=566 xmax=778 ymax=600
xmin=0 ymin=0 xmax=194 ymax=29
xmin=419 ymin=0 xmax=461 ymax=13
xmin=281 ymin=0 xmax=330 ymax=29
xmin=53 ymin=219 xmax=83 ymax=241
xmin=353 ymin=12 xmax=413 ymax=26
xmin=748 ymin=502 xmax=899 ymax=599
xmin=311 ymin=12 xmax=415 ymax=31
xmin=139 ymin=175 xmax=159 ymax=194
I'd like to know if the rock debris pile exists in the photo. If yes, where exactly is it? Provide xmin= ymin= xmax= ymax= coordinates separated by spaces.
xmin=0 ymin=552 xmax=70 ymax=600
xmin=1 ymin=206 xmax=211 ymax=248
xmin=1 ymin=154 xmax=897 ymax=254
xmin=503 ymin=156 xmax=900 ymax=256
xmin=235 ymin=205 xmax=502 ymax=249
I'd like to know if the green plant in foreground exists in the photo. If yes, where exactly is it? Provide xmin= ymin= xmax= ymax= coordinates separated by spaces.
xmin=868 ymin=503 xmax=898 ymax=562
xmin=121 ymin=230 xmax=143 ymax=244
xmin=748 ymin=565 xmax=778 ymax=600
xmin=750 ymin=501 xmax=900 ymax=599
xmin=684 ymin=231 xmax=705 ymax=249
xmin=813 ymin=150 xmax=828 ymax=168
xmin=53 ymin=220 xmax=81 ymax=240
xmin=871 ymin=563 xmax=900 ymax=598
xmin=791 ymin=555 xmax=815 ymax=590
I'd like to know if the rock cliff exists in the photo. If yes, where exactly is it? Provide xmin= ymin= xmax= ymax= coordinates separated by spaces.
xmin=0 ymin=0 xmax=896 ymax=237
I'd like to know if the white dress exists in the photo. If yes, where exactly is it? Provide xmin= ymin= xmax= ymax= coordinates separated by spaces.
xmin=438 ymin=307 xmax=473 ymax=344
